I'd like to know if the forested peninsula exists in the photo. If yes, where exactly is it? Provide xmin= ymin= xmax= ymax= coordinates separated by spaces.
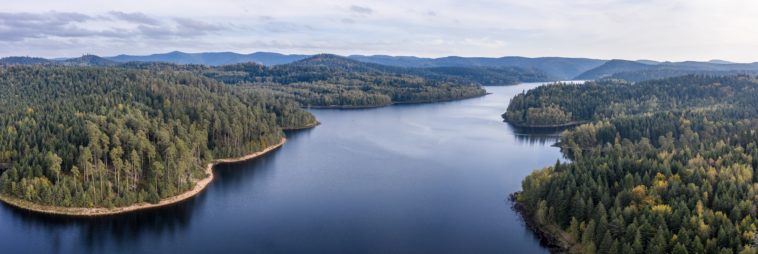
xmin=509 ymin=75 xmax=758 ymax=253
xmin=0 ymin=66 xmax=314 ymax=214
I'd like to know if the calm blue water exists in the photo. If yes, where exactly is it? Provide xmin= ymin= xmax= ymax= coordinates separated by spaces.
xmin=0 ymin=83 xmax=562 ymax=254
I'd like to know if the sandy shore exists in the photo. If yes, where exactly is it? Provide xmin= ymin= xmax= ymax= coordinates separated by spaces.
xmin=0 ymin=137 xmax=287 ymax=217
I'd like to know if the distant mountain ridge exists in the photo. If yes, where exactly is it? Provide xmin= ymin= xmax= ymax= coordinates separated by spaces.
xmin=574 ymin=60 xmax=652 ymax=80
xmin=61 ymin=55 xmax=117 ymax=66
xmin=0 ymin=56 xmax=53 ymax=65
xmin=576 ymin=59 xmax=758 ymax=81
xmin=108 ymin=51 xmax=310 ymax=66
xmin=5 ymin=51 xmax=758 ymax=82
xmin=0 ymin=55 xmax=118 ymax=66
xmin=103 ymin=51 xmax=604 ymax=80
xmin=0 ymin=53 xmax=548 ymax=86
xmin=310 ymin=54 xmax=548 ymax=85
xmin=348 ymin=55 xmax=606 ymax=80
xmin=214 ymin=54 xmax=548 ymax=86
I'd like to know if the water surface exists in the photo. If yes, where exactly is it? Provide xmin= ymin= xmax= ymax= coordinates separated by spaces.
xmin=0 ymin=83 xmax=562 ymax=254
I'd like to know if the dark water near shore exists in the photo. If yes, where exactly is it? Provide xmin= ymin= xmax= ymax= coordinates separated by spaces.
xmin=0 ymin=83 xmax=562 ymax=254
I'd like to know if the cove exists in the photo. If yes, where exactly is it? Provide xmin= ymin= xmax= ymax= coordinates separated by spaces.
xmin=0 ymin=82 xmax=562 ymax=254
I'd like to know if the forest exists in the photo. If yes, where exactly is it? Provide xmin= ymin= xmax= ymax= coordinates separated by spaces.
xmin=0 ymin=65 xmax=315 ymax=208
xmin=573 ymin=59 xmax=758 ymax=81
xmin=202 ymin=54 xmax=492 ymax=108
xmin=503 ymin=76 xmax=756 ymax=127
xmin=607 ymin=70 xmax=758 ymax=82
xmin=513 ymin=75 xmax=758 ymax=253
xmin=120 ymin=54 xmax=496 ymax=108
xmin=0 ymin=53 xmax=510 ymax=209
xmin=1 ymin=54 xmax=558 ymax=109
xmin=0 ymin=55 xmax=543 ymax=210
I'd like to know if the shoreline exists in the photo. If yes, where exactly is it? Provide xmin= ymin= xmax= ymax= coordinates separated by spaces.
xmin=509 ymin=192 xmax=574 ymax=253
xmin=282 ymin=120 xmax=321 ymax=130
xmin=392 ymin=92 xmax=489 ymax=105
xmin=304 ymin=92 xmax=490 ymax=110
xmin=305 ymin=104 xmax=390 ymax=109
xmin=0 ymin=137 xmax=287 ymax=217
xmin=503 ymin=118 xmax=588 ymax=130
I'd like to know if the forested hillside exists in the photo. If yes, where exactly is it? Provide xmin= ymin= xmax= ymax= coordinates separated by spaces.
xmin=348 ymin=55 xmax=606 ymax=80
xmin=106 ymin=52 xmax=605 ymax=80
xmin=574 ymin=60 xmax=652 ymax=80
xmin=576 ymin=60 xmax=758 ymax=81
xmin=204 ymin=54 xmax=490 ymax=108
xmin=0 ymin=57 xmax=53 ymax=65
xmin=3 ymin=54 xmax=500 ymax=108
xmin=108 ymin=51 xmax=309 ymax=66
xmin=106 ymin=51 xmax=603 ymax=80
xmin=0 ymin=66 xmax=315 ymax=208
xmin=607 ymin=69 xmax=758 ymax=82
xmin=513 ymin=75 xmax=758 ymax=253
xmin=503 ymin=76 xmax=751 ymax=127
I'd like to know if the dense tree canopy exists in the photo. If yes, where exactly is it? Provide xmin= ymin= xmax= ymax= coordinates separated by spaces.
xmin=119 ymin=55 xmax=491 ymax=108
xmin=514 ymin=75 xmax=758 ymax=253
xmin=203 ymin=54 xmax=489 ymax=108
xmin=0 ymin=66 xmax=314 ymax=208
xmin=504 ymin=76 xmax=753 ymax=126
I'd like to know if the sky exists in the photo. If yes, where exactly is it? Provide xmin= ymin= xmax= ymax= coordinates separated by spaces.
xmin=2 ymin=0 xmax=758 ymax=62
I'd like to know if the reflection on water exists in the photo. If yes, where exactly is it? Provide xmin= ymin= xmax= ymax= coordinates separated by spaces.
xmin=2 ymin=194 xmax=198 ymax=253
xmin=513 ymin=133 xmax=560 ymax=146
xmin=508 ymin=122 xmax=570 ymax=146
xmin=0 ymin=146 xmax=301 ymax=254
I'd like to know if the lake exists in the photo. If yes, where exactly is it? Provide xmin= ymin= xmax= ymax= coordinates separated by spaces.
xmin=0 ymin=82 xmax=563 ymax=254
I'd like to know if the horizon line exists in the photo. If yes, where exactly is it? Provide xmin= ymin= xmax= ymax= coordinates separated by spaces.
xmin=1 ymin=51 xmax=756 ymax=64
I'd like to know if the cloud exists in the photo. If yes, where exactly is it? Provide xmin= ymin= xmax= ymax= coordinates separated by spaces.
xmin=108 ymin=11 xmax=160 ymax=25
xmin=0 ymin=12 xmax=106 ymax=41
xmin=2 ymin=1 xmax=758 ymax=62
xmin=349 ymin=5 xmax=373 ymax=15
xmin=0 ymin=11 xmax=225 ymax=42
xmin=173 ymin=18 xmax=222 ymax=34
xmin=253 ymin=17 xmax=313 ymax=33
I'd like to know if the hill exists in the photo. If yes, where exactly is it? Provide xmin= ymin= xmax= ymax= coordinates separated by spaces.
xmin=1 ymin=52 xmax=603 ymax=81
xmin=0 ymin=56 xmax=53 ymax=65
xmin=574 ymin=59 xmax=653 ymax=80
xmin=607 ymin=69 xmax=758 ymax=82
xmin=285 ymin=54 xmax=547 ymax=85
xmin=108 ymin=51 xmax=309 ymax=66
xmin=576 ymin=59 xmax=758 ymax=81
xmin=102 ymin=51 xmax=603 ymax=80
xmin=348 ymin=55 xmax=606 ymax=80
xmin=204 ymin=54 xmax=489 ymax=107
xmin=60 ymin=55 xmax=118 ymax=66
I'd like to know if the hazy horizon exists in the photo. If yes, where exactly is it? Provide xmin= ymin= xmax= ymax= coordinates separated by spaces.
xmin=6 ymin=50 xmax=757 ymax=65
xmin=3 ymin=0 xmax=758 ymax=62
